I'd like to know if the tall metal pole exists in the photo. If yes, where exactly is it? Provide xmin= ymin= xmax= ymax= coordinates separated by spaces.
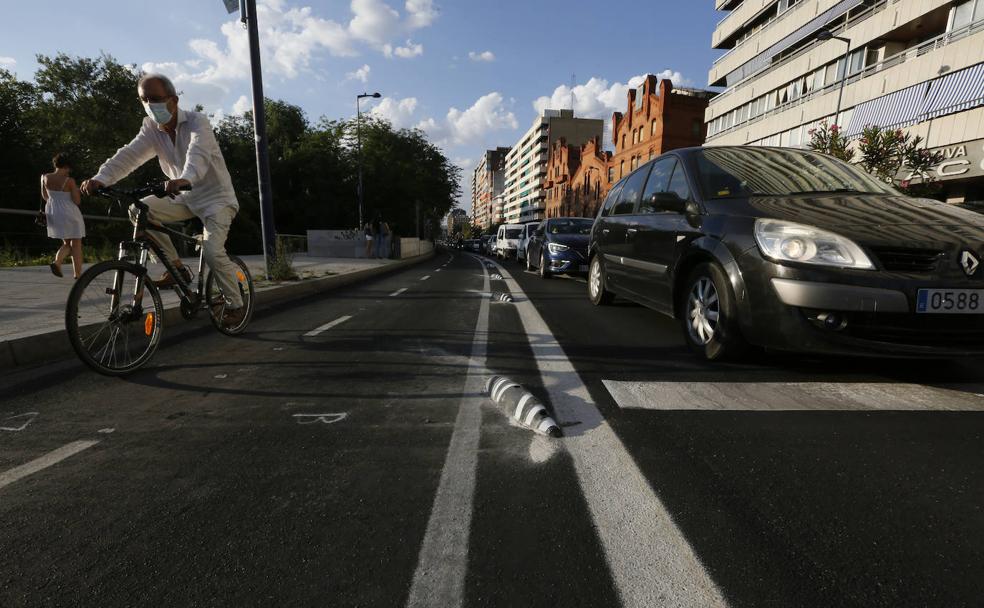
xmin=357 ymin=97 xmax=364 ymax=231
xmin=242 ymin=0 xmax=276 ymax=279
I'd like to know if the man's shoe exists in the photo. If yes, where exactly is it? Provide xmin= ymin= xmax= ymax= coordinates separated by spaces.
xmin=154 ymin=266 xmax=193 ymax=288
xmin=221 ymin=306 xmax=246 ymax=329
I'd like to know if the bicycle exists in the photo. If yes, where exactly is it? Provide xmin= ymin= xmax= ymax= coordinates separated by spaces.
xmin=65 ymin=183 xmax=255 ymax=376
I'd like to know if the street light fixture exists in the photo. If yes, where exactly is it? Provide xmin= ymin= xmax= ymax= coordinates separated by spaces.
xmin=356 ymin=92 xmax=382 ymax=232
xmin=816 ymin=28 xmax=852 ymax=128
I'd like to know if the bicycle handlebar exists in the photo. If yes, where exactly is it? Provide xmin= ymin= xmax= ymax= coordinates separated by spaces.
xmin=96 ymin=182 xmax=193 ymax=210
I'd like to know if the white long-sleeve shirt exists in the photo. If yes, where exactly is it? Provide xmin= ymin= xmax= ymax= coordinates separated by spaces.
xmin=93 ymin=109 xmax=239 ymax=218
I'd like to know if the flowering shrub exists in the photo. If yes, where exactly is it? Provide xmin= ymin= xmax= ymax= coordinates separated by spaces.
xmin=857 ymin=126 xmax=944 ymax=198
xmin=807 ymin=121 xmax=853 ymax=162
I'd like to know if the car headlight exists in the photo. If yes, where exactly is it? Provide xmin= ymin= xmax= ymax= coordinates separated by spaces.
xmin=547 ymin=242 xmax=569 ymax=254
xmin=754 ymin=219 xmax=874 ymax=270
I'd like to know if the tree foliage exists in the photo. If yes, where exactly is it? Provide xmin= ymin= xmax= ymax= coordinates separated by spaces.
xmin=1 ymin=53 xmax=460 ymax=256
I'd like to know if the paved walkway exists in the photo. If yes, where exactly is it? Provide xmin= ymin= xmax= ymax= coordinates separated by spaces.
xmin=0 ymin=254 xmax=396 ymax=344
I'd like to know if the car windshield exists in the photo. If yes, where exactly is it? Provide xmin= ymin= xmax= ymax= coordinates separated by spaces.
xmin=549 ymin=219 xmax=593 ymax=235
xmin=505 ymin=229 xmax=522 ymax=239
xmin=695 ymin=148 xmax=896 ymax=200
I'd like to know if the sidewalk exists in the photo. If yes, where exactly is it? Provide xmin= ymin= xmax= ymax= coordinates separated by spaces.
xmin=0 ymin=253 xmax=430 ymax=368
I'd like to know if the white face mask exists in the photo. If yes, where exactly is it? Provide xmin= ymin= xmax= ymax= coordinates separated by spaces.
xmin=143 ymin=101 xmax=173 ymax=125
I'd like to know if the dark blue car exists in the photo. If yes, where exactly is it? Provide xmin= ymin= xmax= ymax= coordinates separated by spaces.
xmin=525 ymin=217 xmax=593 ymax=278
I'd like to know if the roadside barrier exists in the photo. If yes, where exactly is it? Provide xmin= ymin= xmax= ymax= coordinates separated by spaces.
xmin=491 ymin=292 xmax=514 ymax=303
xmin=485 ymin=376 xmax=561 ymax=437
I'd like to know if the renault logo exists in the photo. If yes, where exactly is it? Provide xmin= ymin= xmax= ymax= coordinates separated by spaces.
xmin=960 ymin=250 xmax=980 ymax=277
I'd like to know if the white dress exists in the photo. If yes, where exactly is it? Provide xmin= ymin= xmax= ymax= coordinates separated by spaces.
xmin=45 ymin=180 xmax=85 ymax=240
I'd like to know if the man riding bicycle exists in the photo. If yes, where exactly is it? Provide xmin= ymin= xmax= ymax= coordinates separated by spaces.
xmin=81 ymin=73 xmax=245 ymax=329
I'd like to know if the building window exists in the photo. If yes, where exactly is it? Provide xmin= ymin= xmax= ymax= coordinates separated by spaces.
xmin=620 ymin=160 xmax=625 ymax=178
xmin=608 ymin=166 xmax=615 ymax=182
xmin=651 ymin=120 xmax=657 ymax=136
xmin=621 ymin=134 xmax=626 ymax=149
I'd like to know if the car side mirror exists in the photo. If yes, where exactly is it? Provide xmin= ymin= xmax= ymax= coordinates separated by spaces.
xmin=650 ymin=192 xmax=688 ymax=213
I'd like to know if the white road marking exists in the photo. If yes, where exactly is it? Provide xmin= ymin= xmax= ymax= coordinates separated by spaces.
xmin=304 ymin=315 xmax=353 ymax=337
xmin=603 ymin=380 xmax=984 ymax=411
xmin=406 ymin=255 xmax=490 ymax=608
xmin=390 ymin=287 xmax=408 ymax=297
xmin=1 ymin=412 xmax=38 ymax=432
xmin=489 ymin=259 xmax=727 ymax=608
xmin=0 ymin=440 xmax=100 ymax=491
xmin=435 ymin=269 xmax=442 ymax=272
xmin=98 ymin=428 xmax=115 ymax=434
xmin=214 ymin=374 xmax=228 ymax=379
xmin=293 ymin=413 xmax=347 ymax=424
xmin=420 ymin=275 xmax=431 ymax=281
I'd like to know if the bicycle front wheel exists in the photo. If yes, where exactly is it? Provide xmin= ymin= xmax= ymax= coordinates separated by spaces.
xmin=205 ymin=255 xmax=255 ymax=336
xmin=66 ymin=260 xmax=165 ymax=376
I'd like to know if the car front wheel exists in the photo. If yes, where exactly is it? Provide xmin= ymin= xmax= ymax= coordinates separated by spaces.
xmin=539 ymin=252 xmax=552 ymax=279
xmin=526 ymin=248 xmax=534 ymax=271
xmin=588 ymin=255 xmax=614 ymax=305
xmin=680 ymin=262 xmax=746 ymax=361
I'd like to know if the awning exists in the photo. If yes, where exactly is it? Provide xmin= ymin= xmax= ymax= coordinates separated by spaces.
xmin=922 ymin=62 xmax=984 ymax=120
xmin=844 ymin=82 xmax=930 ymax=137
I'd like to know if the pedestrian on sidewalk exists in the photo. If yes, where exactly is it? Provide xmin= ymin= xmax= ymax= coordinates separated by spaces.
xmin=364 ymin=221 xmax=374 ymax=258
xmin=376 ymin=218 xmax=391 ymax=259
xmin=41 ymin=153 xmax=85 ymax=279
xmin=371 ymin=216 xmax=382 ymax=258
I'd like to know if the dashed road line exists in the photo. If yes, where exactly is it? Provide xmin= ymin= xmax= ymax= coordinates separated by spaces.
xmin=489 ymin=259 xmax=728 ymax=608
xmin=304 ymin=315 xmax=354 ymax=337
xmin=0 ymin=440 xmax=100 ymax=491
xmin=420 ymin=275 xmax=431 ymax=281
xmin=406 ymin=255 xmax=490 ymax=608
xmin=390 ymin=288 xmax=408 ymax=297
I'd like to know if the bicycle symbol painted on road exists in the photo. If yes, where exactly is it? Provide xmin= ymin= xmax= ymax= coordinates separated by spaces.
xmin=292 ymin=413 xmax=348 ymax=425
xmin=0 ymin=412 xmax=39 ymax=432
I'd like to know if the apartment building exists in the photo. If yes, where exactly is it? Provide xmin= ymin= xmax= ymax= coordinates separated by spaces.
xmin=471 ymin=147 xmax=510 ymax=231
xmin=502 ymin=109 xmax=604 ymax=224
xmin=705 ymin=0 xmax=984 ymax=202
xmin=542 ymin=76 xmax=713 ymax=219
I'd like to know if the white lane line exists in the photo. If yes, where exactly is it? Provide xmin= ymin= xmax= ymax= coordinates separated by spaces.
xmin=0 ymin=440 xmax=100 ymax=491
xmin=420 ymin=275 xmax=431 ymax=281
xmin=604 ymin=380 xmax=984 ymax=411
xmin=489 ymin=259 xmax=727 ymax=608
xmin=304 ymin=315 xmax=353 ymax=337
xmin=390 ymin=287 xmax=408 ymax=297
xmin=406 ymin=255 xmax=490 ymax=608
xmin=435 ymin=269 xmax=442 ymax=273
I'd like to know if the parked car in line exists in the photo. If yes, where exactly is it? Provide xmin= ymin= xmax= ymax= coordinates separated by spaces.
xmin=588 ymin=145 xmax=984 ymax=360
xmin=516 ymin=222 xmax=541 ymax=264
xmin=526 ymin=217 xmax=592 ymax=279
xmin=480 ymin=234 xmax=494 ymax=256
xmin=495 ymin=223 xmax=525 ymax=260
xmin=464 ymin=238 xmax=482 ymax=254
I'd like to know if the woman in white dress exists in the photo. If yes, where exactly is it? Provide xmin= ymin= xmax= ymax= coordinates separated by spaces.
xmin=42 ymin=153 xmax=85 ymax=279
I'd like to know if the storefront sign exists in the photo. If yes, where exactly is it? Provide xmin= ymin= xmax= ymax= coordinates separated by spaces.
xmin=902 ymin=138 xmax=984 ymax=183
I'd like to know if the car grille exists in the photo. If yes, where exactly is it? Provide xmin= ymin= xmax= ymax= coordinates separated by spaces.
xmin=869 ymin=247 xmax=943 ymax=273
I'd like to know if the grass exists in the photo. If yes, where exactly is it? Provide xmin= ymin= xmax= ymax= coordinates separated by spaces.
xmin=0 ymin=240 xmax=118 ymax=268
xmin=267 ymin=236 xmax=299 ymax=281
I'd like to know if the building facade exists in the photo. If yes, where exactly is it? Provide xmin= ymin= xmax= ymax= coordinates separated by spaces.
xmin=705 ymin=0 xmax=984 ymax=202
xmin=541 ymin=76 xmax=713 ymax=219
xmin=502 ymin=109 xmax=604 ymax=224
xmin=447 ymin=208 xmax=469 ymax=237
xmin=471 ymin=147 xmax=510 ymax=231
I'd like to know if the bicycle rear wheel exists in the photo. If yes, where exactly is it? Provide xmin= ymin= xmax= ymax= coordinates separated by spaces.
xmin=205 ymin=255 xmax=255 ymax=336
xmin=66 ymin=260 xmax=165 ymax=376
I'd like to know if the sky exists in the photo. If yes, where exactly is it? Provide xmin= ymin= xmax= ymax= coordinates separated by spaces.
xmin=0 ymin=0 xmax=723 ymax=213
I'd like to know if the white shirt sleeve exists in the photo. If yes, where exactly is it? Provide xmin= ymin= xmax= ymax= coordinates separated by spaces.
xmin=177 ymin=115 xmax=217 ymax=185
xmin=92 ymin=120 xmax=157 ymax=186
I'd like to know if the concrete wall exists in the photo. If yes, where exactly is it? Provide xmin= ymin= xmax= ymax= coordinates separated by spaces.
xmin=399 ymin=238 xmax=434 ymax=259
xmin=308 ymin=230 xmax=433 ymax=259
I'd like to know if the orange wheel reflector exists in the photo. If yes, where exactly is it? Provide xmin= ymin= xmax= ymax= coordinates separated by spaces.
xmin=144 ymin=313 xmax=155 ymax=336
xmin=236 ymin=271 xmax=246 ymax=282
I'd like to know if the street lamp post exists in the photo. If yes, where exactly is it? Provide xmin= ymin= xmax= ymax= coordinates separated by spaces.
xmin=356 ymin=92 xmax=381 ymax=232
xmin=816 ymin=28 xmax=852 ymax=128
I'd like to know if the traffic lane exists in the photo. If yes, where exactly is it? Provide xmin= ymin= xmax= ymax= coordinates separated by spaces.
xmin=0 ymin=253 xmax=480 ymax=607
xmin=511 ymin=266 xmax=984 ymax=607
xmin=463 ymin=257 xmax=620 ymax=608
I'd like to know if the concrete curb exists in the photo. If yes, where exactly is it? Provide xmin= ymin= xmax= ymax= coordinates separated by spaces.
xmin=0 ymin=252 xmax=435 ymax=370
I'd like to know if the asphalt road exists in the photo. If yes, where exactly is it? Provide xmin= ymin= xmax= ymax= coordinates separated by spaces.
xmin=1 ymin=249 xmax=983 ymax=607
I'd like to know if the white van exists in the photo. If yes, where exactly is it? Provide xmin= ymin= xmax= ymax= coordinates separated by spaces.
xmin=495 ymin=223 xmax=525 ymax=260
xmin=516 ymin=222 xmax=541 ymax=263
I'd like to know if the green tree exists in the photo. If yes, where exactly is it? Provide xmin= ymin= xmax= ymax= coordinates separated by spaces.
xmin=807 ymin=121 xmax=853 ymax=162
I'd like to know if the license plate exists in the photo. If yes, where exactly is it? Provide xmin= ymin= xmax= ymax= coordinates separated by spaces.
xmin=916 ymin=289 xmax=984 ymax=314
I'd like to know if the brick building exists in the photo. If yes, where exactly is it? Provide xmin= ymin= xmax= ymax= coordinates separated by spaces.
xmin=540 ymin=76 xmax=714 ymax=220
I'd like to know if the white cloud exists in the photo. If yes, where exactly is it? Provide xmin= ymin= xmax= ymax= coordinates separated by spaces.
xmin=0 ymin=56 xmax=15 ymax=69
xmin=384 ymin=40 xmax=424 ymax=58
xmin=232 ymin=95 xmax=252 ymax=115
xmin=346 ymin=63 xmax=372 ymax=82
xmin=468 ymin=50 xmax=495 ymax=62
xmin=532 ymin=70 xmax=692 ymax=121
xmin=418 ymin=92 xmax=518 ymax=146
xmin=141 ymin=0 xmax=438 ymax=114
xmin=369 ymin=96 xmax=419 ymax=128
